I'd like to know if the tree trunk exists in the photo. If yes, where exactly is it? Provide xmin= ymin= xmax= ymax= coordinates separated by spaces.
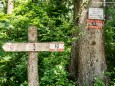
xmin=69 ymin=0 xmax=108 ymax=86
xmin=68 ymin=0 xmax=82 ymax=81
xmin=7 ymin=0 xmax=13 ymax=14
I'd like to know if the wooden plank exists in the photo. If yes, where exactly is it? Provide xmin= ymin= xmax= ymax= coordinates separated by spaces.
xmin=2 ymin=42 xmax=64 ymax=52
xmin=28 ymin=26 xmax=39 ymax=86
xmin=2 ymin=26 xmax=64 ymax=86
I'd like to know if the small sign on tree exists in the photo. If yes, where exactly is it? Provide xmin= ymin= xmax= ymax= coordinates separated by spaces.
xmin=86 ymin=19 xmax=104 ymax=29
xmin=88 ymin=8 xmax=104 ymax=20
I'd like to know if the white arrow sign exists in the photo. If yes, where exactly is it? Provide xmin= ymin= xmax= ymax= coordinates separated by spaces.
xmin=2 ymin=42 xmax=64 ymax=52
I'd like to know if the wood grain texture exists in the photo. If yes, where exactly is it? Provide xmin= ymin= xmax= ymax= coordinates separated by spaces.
xmin=2 ymin=42 xmax=64 ymax=52
xmin=28 ymin=26 xmax=39 ymax=86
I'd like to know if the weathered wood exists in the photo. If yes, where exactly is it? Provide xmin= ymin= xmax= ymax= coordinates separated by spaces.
xmin=2 ymin=26 xmax=64 ymax=86
xmin=28 ymin=26 xmax=39 ymax=86
xmin=2 ymin=42 xmax=64 ymax=52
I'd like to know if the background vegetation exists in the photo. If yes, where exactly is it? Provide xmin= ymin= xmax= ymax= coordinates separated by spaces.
xmin=0 ymin=0 xmax=115 ymax=86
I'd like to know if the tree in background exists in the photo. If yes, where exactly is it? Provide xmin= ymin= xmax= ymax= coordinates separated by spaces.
xmin=7 ymin=0 xmax=13 ymax=14
xmin=69 ymin=0 xmax=108 ymax=85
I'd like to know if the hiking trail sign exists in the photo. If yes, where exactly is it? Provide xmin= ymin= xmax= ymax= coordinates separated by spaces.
xmin=2 ymin=42 xmax=64 ymax=52
xmin=88 ymin=8 xmax=104 ymax=20
xmin=85 ymin=19 xmax=104 ymax=29
xmin=2 ymin=26 xmax=64 ymax=86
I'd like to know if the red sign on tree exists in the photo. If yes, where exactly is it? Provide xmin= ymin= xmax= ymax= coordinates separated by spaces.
xmin=86 ymin=19 xmax=104 ymax=29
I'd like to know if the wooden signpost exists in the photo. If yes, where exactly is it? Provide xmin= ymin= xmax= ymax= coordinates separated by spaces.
xmin=2 ymin=43 xmax=64 ymax=52
xmin=2 ymin=26 xmax=64 ymax=86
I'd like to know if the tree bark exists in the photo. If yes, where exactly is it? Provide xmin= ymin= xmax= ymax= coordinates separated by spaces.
xmin=7 ymin=0 xmax=13 ymax=14
xmin=68 ymin=0 xmax=82 ymax=81
xmin=28 ymin=26 xmax=39 ymax=86
xmin=69 ymin=0 xmax=108 ymax=86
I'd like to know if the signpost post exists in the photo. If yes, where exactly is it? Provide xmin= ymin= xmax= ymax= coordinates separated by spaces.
xmin=28 ymin=26 xmax=38 ymax=86
xmin=2 ymin=26 xmax=64 ymax=86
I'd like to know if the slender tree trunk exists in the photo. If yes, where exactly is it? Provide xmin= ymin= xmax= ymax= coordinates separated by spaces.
xmin=68 ymin=0 xmax=82 ymax=81
xmin=69 ymin=0 xmax=108 ymax=86
xmin=7 ymin=0 xmax=13 ymax=14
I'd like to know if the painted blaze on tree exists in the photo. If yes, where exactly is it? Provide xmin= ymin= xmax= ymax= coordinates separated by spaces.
xmin=69 ymin=0 xmax=108 ymax=86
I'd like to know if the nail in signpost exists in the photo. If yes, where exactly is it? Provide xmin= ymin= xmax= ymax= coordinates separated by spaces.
xmin=2 ymin=26 xmax=64 ymax=86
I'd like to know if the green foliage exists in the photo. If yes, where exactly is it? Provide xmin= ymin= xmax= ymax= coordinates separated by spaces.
xmin=0 ymin=0 xmax=115 ymax=85
xmin=39 ymin=48 xmax=75 ymax=86
xmin=0 ymin=0 xmax=75 ymax=86
xmin=104 ymin=3 xmax=115 ymax=85
xmin=94 ymin=78 xmax=105 ymax=86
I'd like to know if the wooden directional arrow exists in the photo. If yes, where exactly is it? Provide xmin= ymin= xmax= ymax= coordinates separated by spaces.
xmin=3 ymin=26 xmax=65 ymax=86
xmin=2 ymin=42 xmax=64 ymax=52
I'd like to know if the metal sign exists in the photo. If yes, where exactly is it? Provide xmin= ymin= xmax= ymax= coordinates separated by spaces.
xmin=86 ymin=19 xmax=104 ymax=29
xmin=88 ymin=8 xmax=104 ymax=20
xmin=2 ymin=42 xmax=64 ymax=52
